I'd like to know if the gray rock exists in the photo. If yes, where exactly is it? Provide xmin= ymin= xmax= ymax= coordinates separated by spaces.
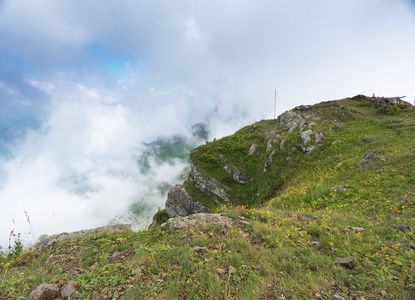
xmin=280 ymin=139 xmax=285 ymax=151
xmin=29 ymin=284 xmax=60 ymax=300
xmin=34 ymin=223 xmax=132 ymax=248
xmin=286 ymin=154 xmax=291 ymax=165
xmin=165 ymin=213 xmax=234 ymax=232
xmin=352 ymin=227 xmax=365 ymax=233
xmin=331 ymin=139 xmax=343 ymax=146
xmin=332 ymin=294 xmax=345 ymax=300
xmin=193 ymin=246 xmax=207 ymax=254
xmin=190 ymin=162 xmax=230 ymax=202
xmin=333 ymin=185 xmax=348 ymax=191
xmin=248 ymin=143 xmax=258 ymax=155
xmin=315 ymin=131 xmax=325 ymax=144
xmin=300 ymin=129 xmax=314 ymax=145
xmin=362 ymin=136 xmax=373 ymax=143
xmin=334 ymin=257 xmax=355 ymax=269
xmin=108 ymin=251 xmax=129 ymax=263
xmin=224 ymin=165 xmax=251 ymax=184
xmin=356 ymin=153 xmax=378 ymax=168
xmin=398 ymin=225 xmax=411 ymax=232
xmin=278 ymin=111 xmax=308 ymax=133
xmin=165 ymin=184 xmax=210 ymax=218
xmin=44 ymin=254 xmax=68 ymax=265
xmin=311 ymin=241 xmax=322 ymax=250
xmin=61 ymin=280 xmax=77 ymax=299
xmin=296 ymin=105 xmax=311 ymax=111
xmin=266 ymin=139 xmax=278 ymax=151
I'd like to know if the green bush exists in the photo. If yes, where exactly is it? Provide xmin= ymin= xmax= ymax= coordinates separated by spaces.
xmin=153 ymin=208 xmax=169 ymax=225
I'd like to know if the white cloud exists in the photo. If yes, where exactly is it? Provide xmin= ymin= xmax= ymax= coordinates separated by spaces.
xmin=185 ymin=17 xmax=203 ymax=42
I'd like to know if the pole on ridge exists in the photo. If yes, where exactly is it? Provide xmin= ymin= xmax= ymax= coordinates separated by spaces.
xmin=274 ymin=90 xmax=276 ymax=119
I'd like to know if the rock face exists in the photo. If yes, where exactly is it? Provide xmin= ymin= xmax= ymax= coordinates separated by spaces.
xmin=189 ymin=162 xmax=230 ymax=202
xmin=165 ymin=184 xmax=210 ymax=218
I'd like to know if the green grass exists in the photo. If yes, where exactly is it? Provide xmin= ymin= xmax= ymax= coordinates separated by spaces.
xmin=1 ymin=95 xmax=415 ymax=299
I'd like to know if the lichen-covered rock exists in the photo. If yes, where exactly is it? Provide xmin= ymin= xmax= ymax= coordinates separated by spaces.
xmin=224 ymin=165 xmax=251 ymax=184
xmin=356 ymin=152 xmax=379 ymax=168
xmin=189 ymin=162 xmax=230 ymax=202
xmin=278 ymin=111 xmax=308 ymax=133
xmin=248 ymin=143 xmax=258 ymax=155
xmin=34 ymin=223 xmax=132 ymax=248
xmin=165 ymin=184 xmax=210 ymax=218
xmin=300 ymin=129 xmax=314 ymax=145
xmin=163 ymin=213 xmax=234 ymax=231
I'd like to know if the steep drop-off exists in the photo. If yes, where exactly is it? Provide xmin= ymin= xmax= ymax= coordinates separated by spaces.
xmin=164 ymin=95 xmax=413 ymax=218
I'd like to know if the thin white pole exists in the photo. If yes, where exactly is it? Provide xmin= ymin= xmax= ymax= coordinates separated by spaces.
xmin=274 ymin=90 xmax=276 ymax=119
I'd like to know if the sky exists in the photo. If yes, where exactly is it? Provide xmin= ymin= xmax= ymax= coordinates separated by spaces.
xmin=1 ymin=0 xmax=415 ymax=247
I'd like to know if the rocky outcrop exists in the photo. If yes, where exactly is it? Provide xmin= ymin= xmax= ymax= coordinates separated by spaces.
xmin=224 ymin=165 xmax=252 ymax=184
xmin=355 ymin=152 xmax=379 ymax=168
xmin=189 ymin=161 xmax=230 ymax=202
xmin=162 ymin=213 xmax=235 ymax=231
xmin=248 ymin=143 xmax=258 ymax=155
xmin=366 ymin=96 xmax=412 ymax=108
xmin=278 ymin=111 xmax=308 ymax=133
xmin=34 ymin=223 xmax=132 ymax=248
xmin=300 ymin=129 xmax=313 ymax=145
xmin=165 ymin=184 xmax=210 ymax=218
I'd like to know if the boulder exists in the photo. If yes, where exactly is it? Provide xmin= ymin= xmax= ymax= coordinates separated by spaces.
xmin=300 ymin=130 xmax=314 ymax=145
xmin=334 ymin=257 xmax=355 ymax=269
xmin=311 ymin=241 xmax=322 ymax=250
xmin=398 ymin=225 xmax=411 ymax=232
xmin=164 ymin=213 xmax=234 ymax=232
xmin=278 ymin=111 xmax=308 ymax=133
xmin=165 ymin=184 xmax=210 ymax=218
xmin=193 ymin=246 xmax=207 ymax=254
xmin=315 ymin=131 xmax=325 ymax=144
xmin=29 ymin=284 xmax=60 ymax=300
xmin=356 ymin=153 xmax=378 ymax=168
xmin=61 ymin=280 xmax=79 ymax=299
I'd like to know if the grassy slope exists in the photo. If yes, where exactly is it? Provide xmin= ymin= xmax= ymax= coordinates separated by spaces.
xmin=1 ymin=96 xmax=415 ymax=299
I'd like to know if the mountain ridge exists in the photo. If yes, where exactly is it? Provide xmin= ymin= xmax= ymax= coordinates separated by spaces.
xmin=2 ymin=95 xmax=415 ymax=300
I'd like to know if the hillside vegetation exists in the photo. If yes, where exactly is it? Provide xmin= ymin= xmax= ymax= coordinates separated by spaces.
xmin=1 ymin=95 xmax=415 ymax=299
